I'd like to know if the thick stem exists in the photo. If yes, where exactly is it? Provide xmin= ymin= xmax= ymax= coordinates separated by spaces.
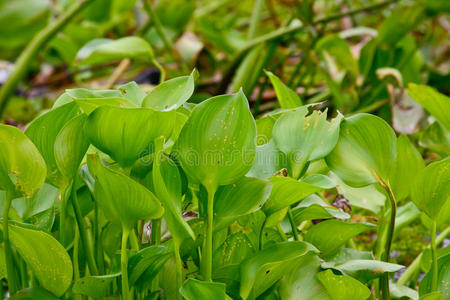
xmin=121 ymin=228 xmax=131 ymax=300
xmin=430 ymin=221 xmax=438 ymax=292
xmin=151 ymin=219 xmax=162 ymax=245
xmin=3 ymin=189 xmax=18 ymax=294
xmin=0 ymin=0 xmax=95 ymax=118
xmin=174 ymin=241 xmax=183 ymax=300
xmin=72 ymin=182 xmax=98 ymax=275
xmin=59 ymin=184 xmax=69 ymax=245
xmin=287 ymin=208 xmax=299 ymax=241
xmin=200 ymin=188 xmax=216 ymax=281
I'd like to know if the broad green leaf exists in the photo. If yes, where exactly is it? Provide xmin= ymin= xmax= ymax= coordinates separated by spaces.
xmin=279 ymin=253 xmax=330 ymax=300
xmin=25 ymin=102 xmax=80 ymax=186
xmin=389 ymin=135 xmax=425 ymax=202
xmin=175 ymin=90 xmax=256 ymax=192
xmin=76 ymin=37 xmax=155 ymax=66
xmin=66 ymin=88 xmax=136 ymax=114
xmin=85 ymin=106 xmax=175 ymax=167
xmin=117 ymin=81 xmax=147 ymax=107
xmin=214 ymin=176 xmax=271 ymax=220
xmin=316 ymin=269 xmax=371 ymax=300
xmin=247 ymin=140 xmax=284 ymax=179
xmin=325 ymin=259 xmax=404 ymax=283
xmin=304 ymin=220 xmax=375 ymax=258
xmin=419 ymin=122 xmax=450 ymax=157
xmin=12 ymin=183 xmax=58 ymax=220
xmin=147 ymin=137 xmax=194 ymax=242
xmin=262 ymin=176 xmax=327 ymax=216
xmin=419 ymin=292 xmax=443 ymax=300
xmin=72 ymin=274 xmax=119 ymax=298
xmin=326 ymin=113 xmax=397 ymax=187
xmin=128 ymin=245 xmax=172 ymax=292
xmin=240 ymin=241 xmax=318 ymax=299
xmin=213 ymin=232 xmax=255 ymax=270
xmin=411 ymin=157 xmax=450 ymax=225
xmin=265 ymin=71 xmax=302 ymax=109
xmin=390 ymin=282 xmax=419 ymax=300
xmin=408 ymin=83 xmax=450 ymax=131
xmin=292 ymin=195 xmax=349 ymax=225
xmin=54 ymin=114 xmax=90 ymax=180
xmin=142 ymin=72 xmax=196 ymax=111
xmin=256 ymin=116 xmax=276 ymax=145
xmin=419 ymin=254 xmax=450 ymax=299
xmin=9 ymin=287 xmax=59 ymax=300
xmin=8 ymin=223 xmax=73 ymax=296
xmin=180 ymin=279 xmax=229 ymax=300
xmin=273 ymin=108 xmax=342 ymax=179
xmin=86 ymin=155 xmax=164 ymax=229
xmin=0 ymin=125 xmax=46 ymax=197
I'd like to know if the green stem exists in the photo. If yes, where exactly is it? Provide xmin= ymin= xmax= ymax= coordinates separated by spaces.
xmin=72 ymin=182 xmax=98 ymax=275
xmin=59 ymin=184 xmax=69 ymax=245
xmin=397 ymin=226 xmax=450 ymax=285
xmin=277 ymin=224 xmax=288 ymax=241
xmin=174 ymin=241 xmax=183 ymax=300
xmin=259 ymin=218 xmax=267 ymax=250
xmin=3 ymin=189 xmax=18 ymax=295
xmin=287 ymin=208 xmax=299 ymax=241
xmin=0 ymin=0 xmax=95 ymax=118
xmin=121 ymin=227 xmax=131 ymax=300
xmin=143 ymin=0 xmax=189 ymax=73
xmin=94 ymin=202 xmax=105 ymax=274
xmin=430 ymin=221 xmax=438 ymax=292
xmin=201 ymin=188 xmax=216 ymax=281
xmin=151 ymin=219 xmax=162 ymax=245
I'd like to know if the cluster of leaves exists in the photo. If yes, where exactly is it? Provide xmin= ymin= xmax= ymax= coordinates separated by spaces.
xmin=0 ymin=69 xmax=449 ymax=299
xmin=0 ymin=0 xmax=449 ymax=300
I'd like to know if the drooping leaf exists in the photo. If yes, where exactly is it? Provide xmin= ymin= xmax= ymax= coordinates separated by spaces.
xmin=408 ymin=83 xmax=450 ymax=131
xmin=181 ymin=279 xmax=229 ymax=300
xmin=316 ymin=269 xmax=371 ymax=300
xmin=7 ymin=223 xmax=73 ymax=296
xmin=389 ymin=135 xmax=425 ymax=202
xmin=142 ymin=72 xmax=196 ymax=111
xmin=0 ymin=125 xmax=46 ymax=197
xmin=72 ymin=273 xmax=119 ymax=298
xmin=273 ymin=108 xmax=342 ymax=179
xmin=265 ymin=71 xmax=302 ymax=109
xmin=262 ymin=176 xmax=328 ymax=216
xmin=326 ymin=113 xmax=397 ymax=187
xmin=240 ymin=241 xmax=318 ymax=299
xmin=54 ymin=114 xmax=90 ymax=180
xmin=85 ymin=106 xmax=175 ymax=167
xmin=76 ymin=37 xmax=156 ymax=66
xmin=24 ymin=102 xmax=79 ymax=186
xmin=304 ymin=220 xmax=375 ymax=258
xmin=411 ymin=157 xmax=450 ymax=226
xmin=86 ymin=154 xmax=164 ymax=229
xmin=175 ymin=90 xmax=256 ymax=192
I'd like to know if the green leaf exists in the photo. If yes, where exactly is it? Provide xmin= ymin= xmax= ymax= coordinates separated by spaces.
xmin=273 ymin=108 xmax=342 ymax=179
xmin=408 ymin=83 xmax=450 ymax=131
xmin=265 ymin=71 xmax=302 ymax=109
xmin=85 ymin=106 xmax=175 ymax=167
xmin=175 ymin=90 xmax=256 ymax=192
xmin=279 ymin=253 xmax=330 ymax=300
xmin=86 ymin=154 xmax=164 ymax=229
xmin=214 ymin=176 xmax=271 ymax=221
xmin=9 ymin=287 xmax=59 ymax=300
xmin=419 ymin=122 xmax=450 ymax=157
xmin=304 ymin=220 xmax=375 ymax=258
xmin=247 ymin=140 xmax=283 ymax=179
xmin=292 ymin=195 xmax=349 ymax=225
xmin=117 ymin=81 xmax=147 ymax=107
xmin=240 ymin=241 xmax=318 ymax=299
xmin=213 ymin=232 xmax=255 ymax=270
xmin=390 ymin=282 xmax=419 ymax=300
xmin=324 ymin=259 xmax=404 ymax=283
xmin=419 ymin=254 xmax=450 ymax=299
xmin=180 ymin=279 xmax=229 ymax=300
xmin=389 ymin=135 xmax=425 ymax=202
xmin=256 ymin=116 xmax=276 ymax=145
xmin=0 ymin=125 xmax=46 ymax=197
xmin=411 ymin=157 xmax=450 ymax=225
xmin=7 ymin=223 xmax=73 ymax=296
xmin=72 ymin=273 xmax=119 ymax=298
xmin=316 ymin=269 xmax=371 ymax=300
xmin=12 ymin=183 xmax=58 ymax=220
xmin=326 ymin=113 xmax=397 ymax=187
xmin=76 ymin=37 xmax=155 ymax=66
xmin=419 ymin=292 xmax=443 ymax=300
xmin=142 ymin=72 xmax=196 ymax=111
xmin=262 ymin=176 xmax=327 ymax=216
xmin=24 ymin=102 xmax=80 ymax=186
xmin=65 ymin=88 xmax=136 ymax=115
xmin=54 ymin=114 xmax=90 ymax=180
xmin=128 ymin=245 xmax=172 ymax=292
